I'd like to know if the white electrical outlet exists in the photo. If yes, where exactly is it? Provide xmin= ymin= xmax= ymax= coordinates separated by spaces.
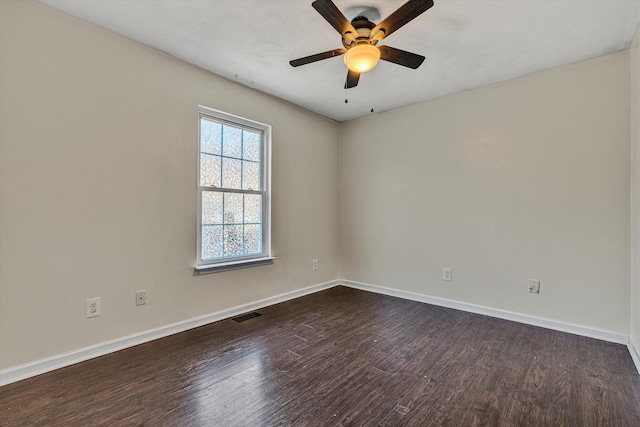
xmin=86 ymin=297 xmax=101 ymax=318
xmin=443 ymin=268 xmax=452 ymax=281
xmin=528 ymin=279 xmax=540 ymax=294
xmin=136 ymin=290 xmax=146 ymax=306
xmin=312 ymin=259 xmax=318 ymax=270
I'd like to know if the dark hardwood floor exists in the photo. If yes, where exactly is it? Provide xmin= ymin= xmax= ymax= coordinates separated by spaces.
xmin=2 ymin=286 xmax=640 ymax=426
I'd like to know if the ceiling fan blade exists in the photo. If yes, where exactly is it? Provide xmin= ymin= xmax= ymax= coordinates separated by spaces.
xmin=379 ymin=46 xmax=425 ymax=69
xmin=371 ymin=0 xmax=434 ymax=41
xmin=290 ymin=48 xmax=346 ymax=67
xmin=312 ymin=0 xmax=358 ymax=43
xmin=345 ymin=69 xmax=360 ymax=89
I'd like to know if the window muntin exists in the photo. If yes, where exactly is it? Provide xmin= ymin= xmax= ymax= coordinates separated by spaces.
xmin=197 ymin=106 xmax=271 ymax=268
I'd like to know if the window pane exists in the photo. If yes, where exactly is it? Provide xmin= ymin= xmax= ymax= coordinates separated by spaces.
xmin=202 ymin=225 xmax=223 ymax=260
xmin=202 ymin=191 xmax=223 ymax=225
xmin=200 ymin=119 xmax=221 ymax=155
xmin=224 ymin=225 xmax=243 ymax=256
xmin=244 ymin=194 xmax=262 ymax=224
xmin=222 ymin=125 xmax=242 ymax=158
xmin=244 ymin=224 xmax=262 ymax=255
xmin=223 ymin=192 xmax=243 ymax=224
xmin=200 ymin=153 xmax=221 ymax=187
xmin=242 ymin=160 xmax=260 ymax=190
xmin=221 ymin=157 xmax=241 ymax=189
xmin=243 ymin=131 xmax=261 ymax=162
xmin=202 ymin=192 xmax=263 ymax=260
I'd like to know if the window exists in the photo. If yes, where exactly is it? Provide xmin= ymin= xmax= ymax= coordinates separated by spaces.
xmin=196 ymin=106 xmax=272 ymax=272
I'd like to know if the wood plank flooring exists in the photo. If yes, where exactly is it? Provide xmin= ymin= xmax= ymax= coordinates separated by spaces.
xmin=2 ymin=286 xmax=640 ymax=426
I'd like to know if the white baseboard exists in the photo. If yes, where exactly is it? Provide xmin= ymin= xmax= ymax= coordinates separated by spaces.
xmin=340 ymin=279 xmax=630 ymax=345
xmin=3 ymin=278 xmax=637 ymax=386
xmin=0 ymin=280 xmax=339 ymax=387
xmin=629 ymin=339 xmax=640 ymax=374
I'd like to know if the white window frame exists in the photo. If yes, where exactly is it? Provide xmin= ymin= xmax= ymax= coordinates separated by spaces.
xmin=195 ymin=105 xmax=273 ymax=273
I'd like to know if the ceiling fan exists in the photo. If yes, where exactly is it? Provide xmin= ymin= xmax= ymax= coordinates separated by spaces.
xmin=290 ymin=0 xmax=434 ymax=89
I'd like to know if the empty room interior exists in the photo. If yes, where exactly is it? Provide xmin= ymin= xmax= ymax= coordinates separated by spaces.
xmin=3 ymin=0 xmax=640 ymax=424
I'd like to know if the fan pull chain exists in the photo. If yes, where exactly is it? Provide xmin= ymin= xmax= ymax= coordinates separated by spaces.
xmin=344 ymin=86 xmax=348 ymax=104
xmin=370 ymin=74 xmax=375 ymax=113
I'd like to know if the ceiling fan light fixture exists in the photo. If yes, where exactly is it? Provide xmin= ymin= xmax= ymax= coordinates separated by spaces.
xmin=344 ymin=44 xmax=380 ymax=73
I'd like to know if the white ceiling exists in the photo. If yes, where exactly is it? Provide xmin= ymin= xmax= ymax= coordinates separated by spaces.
xmin=37 ymin=0 xmax=640 ymax=123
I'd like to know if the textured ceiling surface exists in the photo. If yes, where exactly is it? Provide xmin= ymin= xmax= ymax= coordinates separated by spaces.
xmin=37 ymin=0 xmax=640 ymax=122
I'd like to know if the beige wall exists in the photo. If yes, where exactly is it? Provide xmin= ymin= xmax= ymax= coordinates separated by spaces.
xmin=340 ymin=53 xmax=631 ymax=333
xmin=631 ymin=27 xmax=640 ymax=346
xmin=0 ymin=1 xmax=340 ymax=369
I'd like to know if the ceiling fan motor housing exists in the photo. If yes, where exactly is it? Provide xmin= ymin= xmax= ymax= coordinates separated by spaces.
xmin=342 ymin=17 xmax=378 ymax=48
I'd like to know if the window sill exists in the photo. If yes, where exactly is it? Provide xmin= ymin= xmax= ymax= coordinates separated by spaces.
xmin=194 ymin=257 xmax=275 ymax=275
